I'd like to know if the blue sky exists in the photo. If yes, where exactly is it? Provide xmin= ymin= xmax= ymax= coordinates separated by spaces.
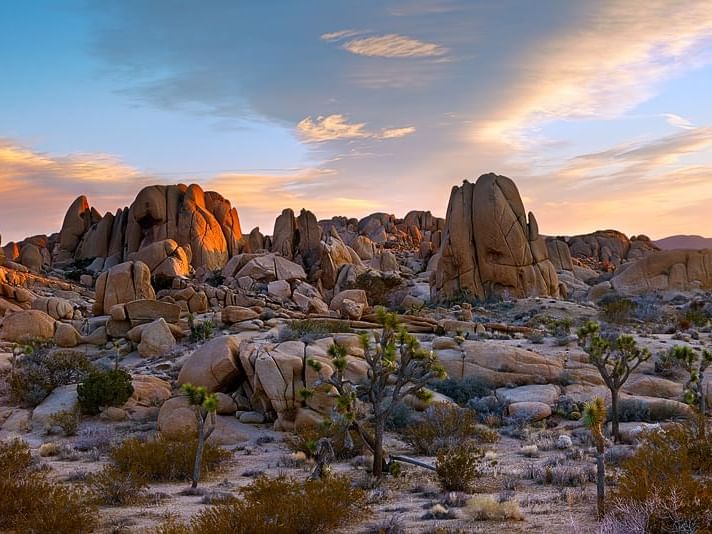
xmin=1 ymin=0 xmax=712 ymax=242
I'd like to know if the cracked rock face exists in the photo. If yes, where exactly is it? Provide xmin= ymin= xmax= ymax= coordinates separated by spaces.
xmin=433 ymin=173 xmax=560 ymax=301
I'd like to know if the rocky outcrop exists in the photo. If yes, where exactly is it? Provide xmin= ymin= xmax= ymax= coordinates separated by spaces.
xmin=0 ymin=309 xmax=56 ymax=342
xmin=611 ymin=249 xmax=712 ymax=295
xmin=93 ymin=261 xmax=156 ymax=315
xmin=55 ymin=184 xmax=243 ymax=272
xmin=567 ymin=231 xmax=659 ymax=267
xmin=433 ymin=174 xmax=560 ymax=301
xmin=177 ymin=335 xmax=242 ymax=392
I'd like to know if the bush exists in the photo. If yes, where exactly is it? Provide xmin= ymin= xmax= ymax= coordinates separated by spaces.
xmin=436 ymin=442 xmax=483 ymax=492
xmin=190 ymin=318 xmax=215 ymax=342
xmin=600 ymin=296 xmax=636 ymax=324
xmin=74 ymin=424 xmax=116 ymax=452
xmin=347 ymin=272 xmax=402 ymax=306
xmin=10 ymin=349 xmax=93 ymax=407
xmin=110 ymin=434 xmax=230 ymax=482
xmin=279 ymin=319 xmax=353 ymax=342
xmin=48 ymin=410 xmax=80 ymax=436
xmin=403 ymin=404 xmax=491 ymax=455
xmin=0 ymin=440 xmax=97 ymax=533
xmin=287 ymin=418 xmax=365 ymax=460
xmin=86 ymin=465 xmax=148 ymax=506
xmin=77 ymin=368 xmax=134 ymax=415
xmin=154 ymin=475 xmax=368 ymax=534
xmin=385 ymin=402 xmax=415 ymax=431
xmin=429 ymin=377 xmax=493 ymax=405
xmin=465 ymin=495 xmax=524 ymax=521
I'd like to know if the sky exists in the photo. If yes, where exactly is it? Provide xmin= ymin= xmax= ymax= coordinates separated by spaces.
xmin=1 ymin=0 xmax=712 ymax=243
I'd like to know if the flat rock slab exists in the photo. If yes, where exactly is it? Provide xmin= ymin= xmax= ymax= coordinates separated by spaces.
xmin=126 ymin=299 xmax=181 ymax=325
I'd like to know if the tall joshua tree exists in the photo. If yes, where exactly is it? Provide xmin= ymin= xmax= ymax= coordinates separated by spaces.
xmin=583 ymin=396 xmax=607 ymax=519
xmin=578 ymin=321 xmax=651 ymax=443
xmin=667 ymin=344 xmax=712 ymax=415
xmin=181 ymin=383 xmax=218 ymax=489
xmin=308 ymin=308 xmax=446 ymax=478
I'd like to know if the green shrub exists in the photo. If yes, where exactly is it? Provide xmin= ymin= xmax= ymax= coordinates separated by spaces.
xmin=10 ymin=349 xmax=93 ymax=407
xmin=206 ymin=270 xmax=226 ymax=288
xmin=279 ymin=319 xmax=353 ymax=342
xmin=154 ymin=475 xmax=368 ymax=534
xmin=436 ymin=442 xmax=483 ymax=492
xmin=403 ymin=404 xmax=495 ymax=455
xmin=385 ymin=402 xmax=415 ymax=431
xmin=347 ymin=272 xmax=402 ymax=306
xmin=86 ymin=465 xmax=148 ymax=506
xmin=287 ymin=418 xmax=365 ymax=460
xmin=48 ymin=410 xmax=80 ymax=436
xmin=190 ymin=319 xmax=215 ymax=342
xmin=110 ymin=434 xmax=230 ymax=482
xmin=77 ymin=368 xmax=134 ymax=415
xmin=600 ymin=296 xmax=636 ymax=324
xmin=0 ymin=439 xmax=97 ymax=533
xmin=429 ymin=377 xmax=493 ymax=405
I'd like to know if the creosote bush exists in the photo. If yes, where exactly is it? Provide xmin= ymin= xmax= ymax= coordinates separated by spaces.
xmin=436 ymin=442 xmax=483 ymax=492
xmin=86 ymin=465 xmax=148 ymax=506
xmin=279 ymin=319 xmax=353 ymax=342
xmin=154 ymin=475 xmax=368 ymax=534
xmin=48 ymin=409 xmax=81 ymax=436
xmin=465 ymin=495 xmax=524 ymax=521
xmin=0 ymin=439 xmax=97 ymax=533
xmin=429 ymin=377 xmax=493 ymax=405
xmin=404 ymin=404 xmax=497 ymax=455
xmin=10 ymin=349 xmax=93 ymax=407
xmin=288 ymin=418 xmax=365 ymax=460
xmin=110 ymin=434 xmax=230 ymax=482
xmin=77 ymin=368 xmax=134 ymax=415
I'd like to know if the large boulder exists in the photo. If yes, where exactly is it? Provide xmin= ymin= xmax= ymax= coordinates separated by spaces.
xmin=611 ymin=249 xmax=712 ymax=295
xmin=137 ymin=318 xmax=176 ymax=357
xmin=0 ymin=310 xmax=56 ymax=342
xmin=433 ymin=174 xmax=560 ymax=301
xmin=157 ymin=395 xmax=249 ymax=444
xmin=177 ymin=335 xmax=242 ymax=392
xmin=131 ymin=239 xmax=191 ymax=278
xmin=31 ymin=296 xmax=74 ymax=320
xmin=94 ymin=261 xmax=156 ymax=315
xmin=546 ymin=238 xmax=574 ymax=272
xmin=233 ymin=254 xmax=306 ymax=282
xmin=125 ymin=299 xmax=181 ymax=325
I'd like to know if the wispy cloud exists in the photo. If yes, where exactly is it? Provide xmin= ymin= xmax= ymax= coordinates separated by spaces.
xmin=341 ymin=34 xmax=448 ymax=58
xmin=474 ymin=1 xmax=712 ymax=146
xmin=297 ymin=114 xmax=416 ymax=142
xmin=664 ymin=113 xmax=696 ymax=130
xmin=320 ymin=29 xmax=363 ymax=42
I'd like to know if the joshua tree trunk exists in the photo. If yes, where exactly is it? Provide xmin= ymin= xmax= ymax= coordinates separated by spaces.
xmin=372 ymin=418 xmax=385 ymax=478
xmin=595 ymin=450 xmax=605 ymax=518
xmin=192 ymin=418 xmax=206 ymax=489
xmin=611 ymin=390 xmax=620 ymax=443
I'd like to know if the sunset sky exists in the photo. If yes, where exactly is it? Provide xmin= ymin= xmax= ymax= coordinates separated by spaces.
xmin=2 ymin=0 xmax=712 ymax=243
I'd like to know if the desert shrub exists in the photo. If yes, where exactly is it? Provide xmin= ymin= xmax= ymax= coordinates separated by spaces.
xmin=403 ymin=404 xmax=488 ymax=455
xmin=521 ymin=444 xmax=539 ymax=457
xmin=600 ymin=296 xmax=636 ymax=324
xmin=74 ymin=424 xmax=116 ymax=452
xmin=429 ymin=377 xmax=493 ymax=405
xmin=206 ymin=270 xmax=225 ymax=288
xmin=347 ymin=272 xmax=403 ymax=306
xmin=86 ymin=465 xmax=148 ymax=506
xmin=152 ymin=273 xmax=174 ymax=291
xmin=385 ymin=401 xmax=416 ymax=431
xmin=190 ymin=318 xmax=215 ymax=342
xmin=465 ymin=495 xmax=524 ymax=521
xmin=48 ymin=409 xmax=81 ymax=436
xmin=155 ymin=475 xmax=368 ymax=534
xmin=110 ymin=434 xmax=230 ymax=482
xmin=287 ymin=418 xmax=365 ymax=460
xmin=436 ymin=442 xmax=483 ymax=492
xmin=77 ymin=368 xmax=134 ymax=415
xmin=279 ymin=319 xmax=353 ymax=342
xmin=526 ymin=331 xmax=545 ymax=344
xmin=10 ymin=349 xmax=93 ymax=407
xmin=0 ymin=439 xmax=97 ymax=533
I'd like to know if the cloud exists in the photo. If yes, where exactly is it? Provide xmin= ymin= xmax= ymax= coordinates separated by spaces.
xmin=664 ymin=113 xmax=696 ymax=130
xmin=341 ymin=34 xmax=448 ymax=58
xmin=297 ymin=114 xmax=416 ymax=142
xmin=474 ymin=1 xmax=712 ymax=145
xmin=320 ymin=29 xmax=363 ymax=42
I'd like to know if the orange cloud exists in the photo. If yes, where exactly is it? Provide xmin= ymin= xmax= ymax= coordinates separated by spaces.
xmin=297 ymin=114 xmax=416 ymax=142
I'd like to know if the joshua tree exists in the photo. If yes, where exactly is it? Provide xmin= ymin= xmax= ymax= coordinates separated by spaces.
xmin=583 ymin=396 xmax=607 ymax=518
xmin=308 ymin=308 xmax=446 ymax=478
xmin=181 ymin=383 xmax=218 ymax=489
xmin=578 ymin=321 xmax=651 ymax=443
xmin=666 ymin=344 xmax=712 ymax=415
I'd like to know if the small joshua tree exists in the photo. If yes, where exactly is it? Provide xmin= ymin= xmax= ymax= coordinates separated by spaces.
xmin=578 ymin=321 xmax=651 ymax=443
xmin=308 ymin=307 xmax=446 ymax=478
xmin=666 ymin=345 xmax=712 ymax=414
xmin=181 ymin=383 xmax=218 ymax=488
xmin=583 ymin=396 xmax=607 ymax=518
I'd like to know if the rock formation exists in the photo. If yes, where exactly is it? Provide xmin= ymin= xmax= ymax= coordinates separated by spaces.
xmin=611 ymin=249 xmax=712 ymax=295
xmin=56 ymin=184 xmax=243 ymax=272
xmin=433 ymin=173 xmax=560 ymax=300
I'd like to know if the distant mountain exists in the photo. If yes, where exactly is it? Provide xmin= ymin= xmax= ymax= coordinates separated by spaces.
xmin=654 ymin=235 xmax=712 ymax=250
